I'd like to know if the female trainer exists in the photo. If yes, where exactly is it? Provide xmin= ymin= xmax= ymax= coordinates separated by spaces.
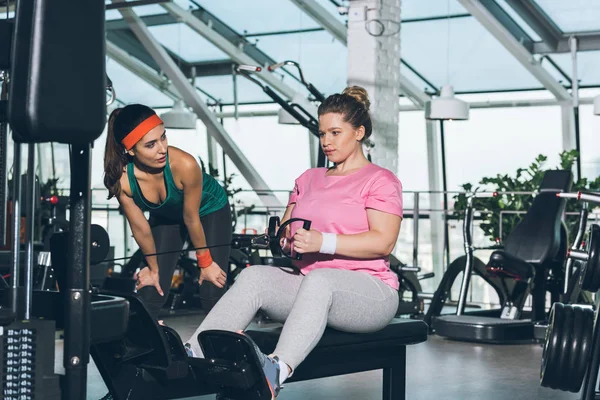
xmin=103 ymin=104 xmax=232 ymax=318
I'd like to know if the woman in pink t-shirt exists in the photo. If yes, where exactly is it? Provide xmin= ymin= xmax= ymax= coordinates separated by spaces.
xmin=185 ymin=86 xmax=403 ymax=398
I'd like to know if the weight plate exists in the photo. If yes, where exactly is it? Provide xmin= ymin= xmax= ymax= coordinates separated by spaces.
xmin=587 ymin=225 xmax=600 ymax=292
xmin=541 ymin=303 xmax=565 ymax=388
xmin=90 ymin=224 xmax=110 ymax=265
xmin=569 ymin=306 xmax=594 ymax=392
xmin=553 ymin=304 xmax=574 ymax=391
xmin=541 ymin=303 xmax=594 ymax=392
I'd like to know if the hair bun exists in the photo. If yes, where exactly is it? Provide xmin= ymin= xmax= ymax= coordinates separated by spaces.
xmin=342 ymin=86 xmax=370 ymax=112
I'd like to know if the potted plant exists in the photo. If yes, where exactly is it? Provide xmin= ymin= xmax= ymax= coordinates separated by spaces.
xmin=453 ymin=150 xmax=600 ymax=244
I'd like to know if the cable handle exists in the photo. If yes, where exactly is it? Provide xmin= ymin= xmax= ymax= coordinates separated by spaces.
xmin=268 ymin=216 xmax=312 ymax=260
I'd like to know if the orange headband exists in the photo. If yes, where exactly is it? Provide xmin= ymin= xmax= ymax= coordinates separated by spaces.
xmin=121 ymin=114 xmax=163 ymax=151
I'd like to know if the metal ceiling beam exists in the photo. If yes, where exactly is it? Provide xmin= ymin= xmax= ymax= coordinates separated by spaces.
xmin=106 ymin=13 xmax=174 ymax=30
xmin=193 ymin=60 xmax=236 ymax=77
xmin=107 ymin=30 xmax=160 ymax=71
xmin=160 ymin=3 xmax=304 ymax=101
xmin=477 ymin=0 xmax=535 ymax=53
xmin=107 ymin=29 xmax=196 ymax=77
xmin=287 ymin=0 xmax=347 ymax=44
xmin=106 ymin=40 xmax=180 ymax=101
xmin=458 ymin=0 xmax=571 ymax=101
xmin=107 ymin=5 xmax=282 ymax=79
xmin=535 ymin=34 xmax=600 ymax=54
xmin=286 ymin=0 xmax=431 ymax=107
xmin=107 ymin=41 xmax=229 ymax=106
xmin=107 ymin=30 xmax=237 ymax=78
xmin=113 ymin=1 xmax=282 ymax=208
xmin=106 ymin=0 xmax=169 ymax=10
xmin=504 ymin=0 xmax=562 ymax=51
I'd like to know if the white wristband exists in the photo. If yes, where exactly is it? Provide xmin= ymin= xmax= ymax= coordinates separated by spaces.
xmin=320 ymin=233 xmax=337 ymax=255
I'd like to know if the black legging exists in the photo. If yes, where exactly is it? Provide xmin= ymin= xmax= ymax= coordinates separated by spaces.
xmin=136 ymin=203 xmax=232 ymax=318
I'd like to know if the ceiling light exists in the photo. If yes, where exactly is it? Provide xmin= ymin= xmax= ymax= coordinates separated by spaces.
xmin=425 ymin=84 xmax=469 ymax=121
xmin=160 ymin=100 xmax=197 ymax=129
xmin=594 ymin=94 xmax=600 ymax=115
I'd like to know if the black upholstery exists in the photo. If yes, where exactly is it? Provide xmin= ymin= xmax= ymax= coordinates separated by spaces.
xmin=246 ymin=319 xmax=427 ymax=395
xmin=247 ymin=319 xmax=428 ymax=354
xmin=488 ymin=251 xmax=535 ymax=280
xmin=9 ymin=0 xmax=106 ymax=144
xmin=487 ymin=170 xmax=572 ymax=278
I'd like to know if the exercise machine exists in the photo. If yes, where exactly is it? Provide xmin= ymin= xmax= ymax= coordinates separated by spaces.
xmin=3 ymin=0 xmax=111 ymax=398
xmin=236 ymin=62 xmax=328 ymax=168
xmin=422 ymin=190 xmax=507 ymax=328
xmin=540 ymin=191 xmax=600 ymax=398
xmin=433 ymin=170 xmax=572 ymax=343
xmin=532 ymin=194 xmax=595 ymax=340
xmin=83 ymin=218 xmax=428 ymax=400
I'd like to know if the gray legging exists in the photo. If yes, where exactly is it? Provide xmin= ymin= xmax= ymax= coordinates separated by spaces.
xmin=186 ymin=265 xmax=399 ymax=370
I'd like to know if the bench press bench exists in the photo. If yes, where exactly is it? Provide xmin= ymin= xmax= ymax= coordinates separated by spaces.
xmin=245 ymin=320 xmax=428 ymax=400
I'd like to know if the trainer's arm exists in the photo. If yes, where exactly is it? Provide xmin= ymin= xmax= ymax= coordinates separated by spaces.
xmin=118 ymin=191 xmax=159 ymax=272
xmin=180 ymin=157 xmax=210 ymax=256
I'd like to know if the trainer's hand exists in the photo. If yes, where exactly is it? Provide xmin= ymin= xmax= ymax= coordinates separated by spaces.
xmin=136 ymin=267 xmax=164 ymax=296
xmin=199 ymin=262 xmax=227 ymax=288
xmin=293 ymin=228 xmax=322 ymax=254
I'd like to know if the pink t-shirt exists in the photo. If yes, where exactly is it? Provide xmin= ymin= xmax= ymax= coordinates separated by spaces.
xmin=287 ymin=163 xmax=403 ymax=290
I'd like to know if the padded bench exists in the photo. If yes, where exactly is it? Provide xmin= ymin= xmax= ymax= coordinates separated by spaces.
xmin=246 ymin=319 xmax=428 ymax=400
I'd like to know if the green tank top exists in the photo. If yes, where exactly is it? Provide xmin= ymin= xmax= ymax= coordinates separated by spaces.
xmin=127 ymin=153 xmax=228 ymax=220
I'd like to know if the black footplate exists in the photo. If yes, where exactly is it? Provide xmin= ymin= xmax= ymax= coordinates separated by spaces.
xmin=188 ymin=357 xmax=257 ymax=390
xmin=193 ymin=330 xmax=274 ymax=400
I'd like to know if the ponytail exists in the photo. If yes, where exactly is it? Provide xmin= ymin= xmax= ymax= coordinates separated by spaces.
xmin=103 ymin=104 xmax=159 ymax=199
xmin=103 ymin=108 xmax=129 ymax=199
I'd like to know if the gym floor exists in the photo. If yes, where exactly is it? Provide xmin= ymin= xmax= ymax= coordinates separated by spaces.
xmin=77 ymin=314 xmax=579 ymax=400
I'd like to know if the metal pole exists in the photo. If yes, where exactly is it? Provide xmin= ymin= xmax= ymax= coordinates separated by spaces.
xmin=0 ymin=75 xmax=8 ymax=247
xmin=457 ymin=196 xmax=474 ymax=315
xmin=64 ymin=143 xmax=92 ymax=400
xmin=24 ymin=144 xmax=35 ymax=319
xmin=123 ymin=213 xmax=128 ymax=261
xmin=232 ymin=64 xmax=239 ymax=120
xmin=11 ymin=141 xmax=22 ymax=317
xmin=570 ymin=36 xmax=582 ymax=181
xmin=412 ymin=192 xmax=419 ymax=267
xmin=574 ymin=106 xmax=582 ymax=180
xmin=439 ymin=120 xmax=451 ymax=265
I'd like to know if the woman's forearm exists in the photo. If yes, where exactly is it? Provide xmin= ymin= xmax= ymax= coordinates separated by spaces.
xmin=130 ymin=225 xmax=159 ymax=272
xmin=184 ymin=216 xmax=209 ymax=254
xmin=332 ymin=231 xmax=395 ymax=259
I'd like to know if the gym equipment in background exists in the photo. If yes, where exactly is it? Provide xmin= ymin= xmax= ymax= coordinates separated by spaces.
xmin=4 ymin=0 xmax=107 ymax=397
xmin=532 ymin=195 xmax=595 ymax=340
xmin=235 ymin=62 xmax=327 ymax=168
xmin=433 ymin=170 xmax=573 ymax=343
xmin=422 ymin=190 xmax=507 ymax=328
xmin=540 ymin=191 xmax=600 ymax=398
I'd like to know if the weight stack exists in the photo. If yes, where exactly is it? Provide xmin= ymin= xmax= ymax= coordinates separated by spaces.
xmin=1 ymin=319 xmax=61 ymax=399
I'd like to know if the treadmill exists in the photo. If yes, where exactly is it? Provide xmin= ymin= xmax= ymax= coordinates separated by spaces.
xmin=433 ymin=170 xmax=572 ymax=343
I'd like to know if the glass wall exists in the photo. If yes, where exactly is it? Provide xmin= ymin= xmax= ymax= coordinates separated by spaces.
xmin=14 ymin=88 xmax=600 ymax=309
